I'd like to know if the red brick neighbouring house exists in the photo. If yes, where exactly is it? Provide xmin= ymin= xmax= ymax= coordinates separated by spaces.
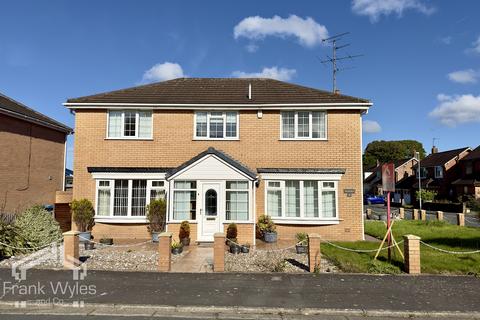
xmin=0 ymin=92 xmax=72 ymax=214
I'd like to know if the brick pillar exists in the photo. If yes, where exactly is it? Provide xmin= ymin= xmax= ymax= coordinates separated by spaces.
xmin=436 ymin=211 xmax=444 ymax=221
xmin=420 ymin=210 xmax=427 ymax=221
xmin=308 ymin=233 xmax=321 ymax=272
xmin=403 ymin=235 xmax=421 ymax=274
xmin=213 ymin=233 xmax=225 ymax=272
xmin=158 ymin=232 xmax=172 ymax=272
xmin=399 ymin=208 xmax=405 ymax=219
xmin=457 ymin=213 xmax=465 ymax=226
xmin=63 ymin=231 xmax=80 ymax=269
xmin=413 ymin=209 xmax=419 ymax=220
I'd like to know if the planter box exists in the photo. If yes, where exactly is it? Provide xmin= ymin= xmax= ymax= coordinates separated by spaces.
xmin=264 ymin=232 xmax=277 ymax=243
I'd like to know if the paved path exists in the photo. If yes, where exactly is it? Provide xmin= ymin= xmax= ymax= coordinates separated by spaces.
xmin=171 ymin=246 xmax=213 ymax=273
xmin=0 ymin=269 xmax=478 ymax=315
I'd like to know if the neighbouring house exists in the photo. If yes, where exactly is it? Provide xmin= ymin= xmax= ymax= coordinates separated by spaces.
xmin=363 ymin=158 xmax=418 ymax=204
xmin=65 ymin=169 xmax=74 ymax=189
xmin=0 ymin=92 xmax=72 ymax=214
xmin=452 ymin=145 xmax=480 ymax=200
xmin=64 ymin=78 xmax=372 ymax=243
xmin=397 ymin=146 xmax=471 ymax=203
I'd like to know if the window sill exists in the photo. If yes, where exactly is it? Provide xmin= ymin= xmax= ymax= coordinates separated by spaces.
xmin=104 ymin=137 xmax=154 ymax=141
xmin=193 ymin=138 xmax=240 ymax=141
xmin=222 ymin=221 xmax=254 ymax=224
xmin=279 ymin=138 xmax=328 ymax=141
xmin=94 ymin=217 xmax=148 ymax=223
xmin=272 ymin=218 xmax=341 ymax=225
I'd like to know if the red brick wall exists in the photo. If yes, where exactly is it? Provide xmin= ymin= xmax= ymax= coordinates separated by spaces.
xmin=0 ymin=113 xmax=66 ymax=213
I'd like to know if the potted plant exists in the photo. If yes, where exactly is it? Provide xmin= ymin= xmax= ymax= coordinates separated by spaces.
xmin=171 ymin=241 xmax=183 ymax=255
xmin=295 ymin=232 xmax=308 ymax=254
xmin=146 ymin=198 xmax=166 ymax=242
xmin=257 ymin=214 xmax=277 ymax=243
xmin=71 ymin=199 xmax=95 ymax=243
xmin=226 ymin=223 xmax=241 ymax=254
xmin=179 ymin=221 xmax=190 ymax=246
xmin=241 ymin=243 xmax=250 ymax=254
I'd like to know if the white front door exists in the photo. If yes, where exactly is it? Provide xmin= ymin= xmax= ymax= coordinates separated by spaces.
xmin=198 ymin=182 xmax=223 ymax=241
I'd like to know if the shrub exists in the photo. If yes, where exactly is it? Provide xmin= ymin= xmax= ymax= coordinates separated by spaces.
xmin=14 ymin=205 xmax=62 ymax=248
xmin=257 ymin=214 xmax=276 ymax=234
xmin=295 ymin=232 xmax=308 ymax=245
xmin=179 ymin=221 xmax=190 ymax=240
xmin=171 ymin=241 xmax=183 ymax=249
xmin=0 ymin=221 xmax=28 ymax=257
xmin=71 ymin=199 xmax=95 ymax=232
xmin=415 ymin=190 xmax=437 ymax=203
xmin=146 ymin=198 xmax=166 ymax=233
xmin=465 ymin=196 xmax=480 ymax=212
xmin=226 ymin=223 xmax=238 ymax=243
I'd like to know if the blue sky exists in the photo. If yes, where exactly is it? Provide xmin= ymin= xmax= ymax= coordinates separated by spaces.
xmin=1 ymin=0 xmax=479 ymax=170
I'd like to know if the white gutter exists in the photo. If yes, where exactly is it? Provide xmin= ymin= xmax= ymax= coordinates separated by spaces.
xmin=63 ymin=102 xmax=372 ymax=110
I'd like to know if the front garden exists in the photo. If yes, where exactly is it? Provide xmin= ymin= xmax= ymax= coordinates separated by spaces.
xmin=322 ymin=220 xmax=480 ymax=274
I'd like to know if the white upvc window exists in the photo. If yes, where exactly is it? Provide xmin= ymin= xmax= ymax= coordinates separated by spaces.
xmin=265 ymin=180 xmax=338 ymax=220
xmin=194 ymin=111 xmax=239 ymax=139
xmin=281 ymin=111 xmax=327 ymax=140
xmin=172 ymin=181 xmax=197 ymax=221
xmin=226 ymin=181 xmax=249 ymax=221
xmin=95 ymin=179 xmax=165 ymax=219
xmin=107 ymin=110 xmax=152 ymax=139
xmin=434 ymin=166 xmax=444 ymax=178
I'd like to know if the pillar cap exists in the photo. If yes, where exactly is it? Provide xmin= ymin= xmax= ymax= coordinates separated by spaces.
xmin=308 ymin=233 xmax=321 ymax=239
xmin=457 ymin=213 xmax=465 ymax=216
xmin=214 ymin=232 xmax=225 ymax=238
xmin=159 ymin=232 xmax=173 ymax=237
xmin=63 ymin=231 xmax=80 ymax=236
xmin=403 ymin=234 xmax=420 ymax=240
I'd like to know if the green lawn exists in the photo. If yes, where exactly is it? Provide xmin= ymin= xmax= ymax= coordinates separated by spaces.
xmin=321 ymin=220 xmax=480 ymax=275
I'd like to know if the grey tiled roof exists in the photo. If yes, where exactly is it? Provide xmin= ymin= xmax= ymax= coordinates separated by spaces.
xmin=66 ymin=78 xmax=370 ymax=106
xmin=257 ymin=168 xmax=346 ymax=174
xmin=87 ymin=167 xmax=173 ymax=173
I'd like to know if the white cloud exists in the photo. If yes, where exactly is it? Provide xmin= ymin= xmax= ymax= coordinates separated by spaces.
xmin=468 ymin=36 xmax=480 ymax=54
xmin=439 ymin=36 xmax=452 ymax=45
xmin=232 ymin=67 xmax=297 ymax=81
xmin=447 ymin=69 xmax=478 ymax=84
xmin=245 ymin=43 xmax=259 ymax=53
xmin=351 ymin=0 xmax=435 ymax=22
xmin=429 ymin=94 xmax=480 ymax=127
xmin=141 ymin=62 xmax=185 ymax=83
xmin=362 ymin=120 xmax=382 ymax=133
xmin=234 ymin=15 xmax=328 ymax=48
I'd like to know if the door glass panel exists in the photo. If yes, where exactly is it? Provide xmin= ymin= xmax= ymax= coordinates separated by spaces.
xmin=205 ymin=189 xmax=217 ymax=216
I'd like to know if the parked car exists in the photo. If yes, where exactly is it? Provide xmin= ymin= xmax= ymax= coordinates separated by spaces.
xmin=364 ymin=194 xmax=385 ymax=205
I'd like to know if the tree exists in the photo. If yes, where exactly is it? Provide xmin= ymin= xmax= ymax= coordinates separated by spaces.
xmin=363 ymin=140 xmax=426 ymax=168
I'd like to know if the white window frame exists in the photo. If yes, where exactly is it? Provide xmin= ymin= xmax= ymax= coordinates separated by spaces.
xmin=434 ymin=166 xmax=444 ymax=179
xmin=106 ymin=110 xmax=153 ymax=140
xmin=94 ymin=177 xmax=167 ymax=223
xmin=170 ymin=180 xmax=198 ymax=223
xmin=264 ymin=179 xmax=339 ymax=224
xmin=225 ymin=180 xmax=249 ymax=222
xmin=193 ymin=111 xmax=239 ymax=140
xmin=280 ymin=111 xmax=327 ymax=140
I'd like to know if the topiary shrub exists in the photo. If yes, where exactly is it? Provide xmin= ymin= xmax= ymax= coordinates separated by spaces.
xmin=146 ymin=198 xmax=166 ymax=233
xmin=71 ymin=199 xmax=95 ymax=232
xmin=179 ymin=221 xmax=190 ymax=240
xmin=226 ymin=223 xmax=238 ymax=244
xmin=14 ymin=205 xmax=62 ymax=248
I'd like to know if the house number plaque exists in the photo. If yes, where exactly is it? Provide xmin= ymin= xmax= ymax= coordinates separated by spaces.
xmin=343 ymin=188 xmax=356 ymax=197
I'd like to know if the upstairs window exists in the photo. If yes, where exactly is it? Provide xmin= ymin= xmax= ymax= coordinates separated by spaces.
xmin=466 ymin=162 xmax=473 ymax=175
xmin=108 ymin=110 xmax=152 ymax=139
xmin=434 ymin=166 xmax=444 ymax=178
xmin=194 ymin=111 xmax=238 ymax=139
xmin=281 ymin=111 xmax=326 ymax=140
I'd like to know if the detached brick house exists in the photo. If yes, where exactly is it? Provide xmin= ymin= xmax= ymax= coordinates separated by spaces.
xmin=0 ymin=92 xmax=72 ymax=214
xmin=65 ymin=78 xmax=372 ymax=243
xmin=453 ymin=146 xmax=480 ymax=199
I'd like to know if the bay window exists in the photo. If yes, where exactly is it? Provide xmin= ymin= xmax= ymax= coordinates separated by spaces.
xmin=172 ymin=181 xmax=197 ymax=220
xmin=226 ymin=181 xmax=248 ymax=221
xmin=281 ymin=111 xmax=327 ymax=139
xmin=95 ymin=179 xmax=165 ymax=219
xmin=194 ymin=111 xmax=239 ymax=139
xmin=266 ymin=180 xmax=337 ymax=219
xmin=107 ymin=110 xmax=152 ymax=139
